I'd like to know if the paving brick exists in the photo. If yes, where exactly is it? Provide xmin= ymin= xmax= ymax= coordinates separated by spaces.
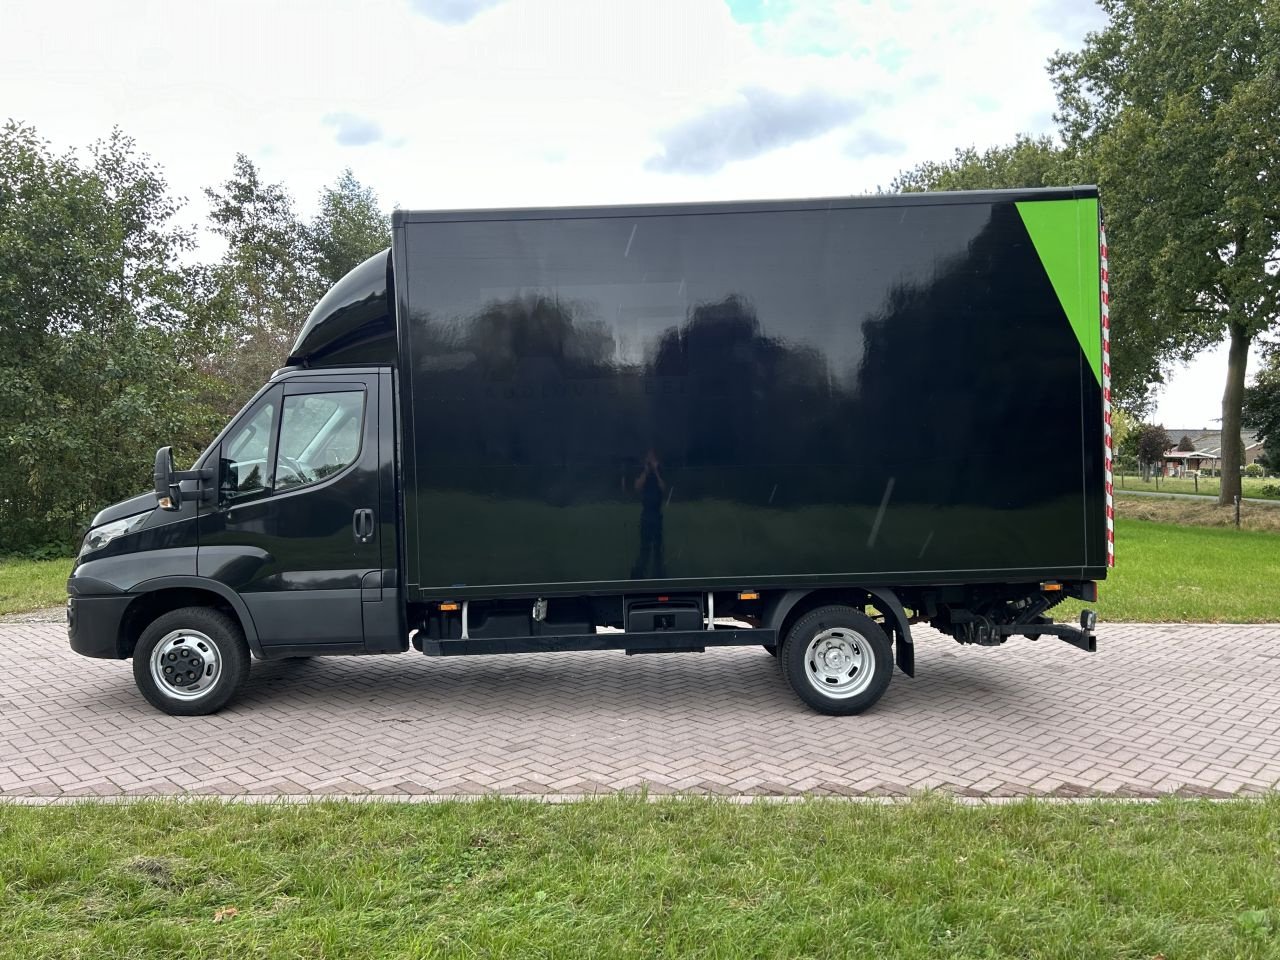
xmin=4 ymin=622 xmax=1280 ymax=798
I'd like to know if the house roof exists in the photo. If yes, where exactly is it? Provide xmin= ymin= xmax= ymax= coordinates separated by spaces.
xmin=1162 ymin=449 xmax=1217 ymax=460
xmin=1163 ymin=429 xmax=1261 ymax=458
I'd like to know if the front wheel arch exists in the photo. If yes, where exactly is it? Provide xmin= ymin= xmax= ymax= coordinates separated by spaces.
xmin=121 ymin=580 xmax=259 ymax=659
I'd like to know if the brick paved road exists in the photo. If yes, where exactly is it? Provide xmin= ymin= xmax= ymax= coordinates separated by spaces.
xmin=1 ymin=622 xmax=1277 ymax=798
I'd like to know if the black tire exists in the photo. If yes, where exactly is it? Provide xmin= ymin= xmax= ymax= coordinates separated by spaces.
xmin=779 ymin=605 xmax=893 ymax=715
xmin=132 ymin=606 xmax=251 ymax=716
xmin=763 ymin=644 xmax=778 ymax=657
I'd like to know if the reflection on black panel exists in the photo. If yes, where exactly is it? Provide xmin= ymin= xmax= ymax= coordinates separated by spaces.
xmin=399 ymin=202 xmax=1102 ymax=588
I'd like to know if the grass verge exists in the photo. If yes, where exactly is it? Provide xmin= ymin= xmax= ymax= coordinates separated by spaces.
xmin=1061 ymin=516 xmax=1280 ymax=622
xmin=2 ymin=797 xmax=1279 ymax=959
xmin=1117 ymin=491 xmax=1280 ymax=532
xmin=0 ymin=557 xmax=72 ymax=616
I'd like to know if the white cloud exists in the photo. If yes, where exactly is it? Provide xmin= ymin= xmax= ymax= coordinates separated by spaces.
xmin=647 ymin=88 xmax=863 ymax=174
xmin=408 ymin=0 xmax=507 ymax=24
xmin=0 ymin=0 xmax=1099 ymax=220
xmin=845 ymin=128 xmax=906 ymax=158
xmin=1031 ymin=0 xmax=1108 ymax=41
xmin=323 ymin=112 xmax=386 ymax=146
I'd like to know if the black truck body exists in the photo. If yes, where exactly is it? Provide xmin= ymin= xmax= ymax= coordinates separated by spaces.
xmin=67 ymin=187 xmax=1110 ymax=716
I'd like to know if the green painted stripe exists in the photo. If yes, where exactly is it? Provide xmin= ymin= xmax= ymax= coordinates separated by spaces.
xmin=1015 ymin=198 xmax=1102 ymax=384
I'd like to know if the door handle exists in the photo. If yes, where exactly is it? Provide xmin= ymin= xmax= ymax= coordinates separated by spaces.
xmin=353 ymin=508 xmax=375 ymax=543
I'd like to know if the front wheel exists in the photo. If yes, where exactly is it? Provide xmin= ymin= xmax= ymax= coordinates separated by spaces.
xmin=132 ymin=607 xmax=251 ymax=716
xmin=779 ymin=605 xmax=892 ymax=715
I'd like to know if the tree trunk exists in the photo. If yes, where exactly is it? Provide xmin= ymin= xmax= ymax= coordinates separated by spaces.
xmin=1219 ymin=320 xmax=1251 ymax=507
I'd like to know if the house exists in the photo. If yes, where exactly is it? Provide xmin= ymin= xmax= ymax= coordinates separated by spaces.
xmin=1160 ymin=428 xmax=1265 ymax=476
xmin=1159 ymin=449 xmax=1218 ymax=477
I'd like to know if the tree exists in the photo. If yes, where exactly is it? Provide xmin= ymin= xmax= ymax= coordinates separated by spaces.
xmin=197 ymin=160 xmax=391 ymax=416
xmin=1111 ymin=406 xmax=1134 ymax=458
xmin=1133 ymin=423 xmax=1171 ymax=480
xmin=1051 ymin=0 xmax=1280 ymax=506
xmin=311 ymin=168 xmax=390 ymax=287
xmin=890 ymin=134 xmax=1068 ymax=193
xmin=199 ymin=155 xmax=322 ymax=413
xmin=0 ymin=122 xmax=219 ymax=551
xmin=1258 ymin=442 xmax=1279 ymax=476
xmin=1243 ymin=357 xmax=1280 ymax=473
xmin=1176 ymin=435 xmax=1196 ymax=452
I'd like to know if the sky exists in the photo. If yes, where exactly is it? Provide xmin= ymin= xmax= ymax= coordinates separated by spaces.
xmin=0 ymin=0 xmax=1253 ymax=423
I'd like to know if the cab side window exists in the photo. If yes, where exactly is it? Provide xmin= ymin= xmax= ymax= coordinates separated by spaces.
xmin=273 ymin=391 xmax=365 ymax=491
xmin=220 ymin=398 xmax=277 ymax=503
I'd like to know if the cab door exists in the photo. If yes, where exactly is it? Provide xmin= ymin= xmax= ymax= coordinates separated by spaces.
xmin=197 ymin=373 xmax=381 ymax=651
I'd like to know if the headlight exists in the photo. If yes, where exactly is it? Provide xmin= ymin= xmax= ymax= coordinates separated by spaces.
xmin=79 ymin=514 xmax=149 ymax=558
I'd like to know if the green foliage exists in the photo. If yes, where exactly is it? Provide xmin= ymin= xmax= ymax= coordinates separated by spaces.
xmin=1133 ymin=422 xmax=1171 ymax=474
xmin=311 ymin=168 xmax=391 ymax=286
xmin=0 ymin=127 xmax=391 ymax=553
xmin=196 ymin=159 xmax=390 ymax=417
xmin=1110 ymin=405 xmax=1134 ymax=453
xmin=1260 ymin=446 xmax=1280 ymax=474
xmin=1050 ymin=0 xmax=1280 ymax=503
xmin=0 ymin=122 xmax=221 ymax=551
xmin=197 ymin=155 xmax=322 ymax=415
xmin=1244 ymin=462 xmax=1264 ymax=478
xmin=890 ymin=134 xmax=1068 ymax=193
xmin=1243 ymin=357 xmax=1280 ymax=450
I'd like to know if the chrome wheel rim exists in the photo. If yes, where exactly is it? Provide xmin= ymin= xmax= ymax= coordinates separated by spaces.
xmin=803 ymin=627 xmax=874 ymax=699
xmin=149 ymin=629 xmax=222 ymax=701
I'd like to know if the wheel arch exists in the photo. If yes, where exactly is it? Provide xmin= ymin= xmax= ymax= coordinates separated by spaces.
xmin=120 ymin=577 xmax=262 ymax=659
xmin=764 ymin=587 xmax=914 ymax=677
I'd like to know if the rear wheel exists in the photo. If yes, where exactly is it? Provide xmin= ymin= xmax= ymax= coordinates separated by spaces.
xmin=779 ymin=605 xmax=892 ymax=715
xmin=132 ymin=607 xmax=251 ymax=716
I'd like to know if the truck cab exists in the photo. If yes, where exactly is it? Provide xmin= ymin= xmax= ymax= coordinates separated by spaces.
xmin=68 ymin=251 xmax=407 ymax=712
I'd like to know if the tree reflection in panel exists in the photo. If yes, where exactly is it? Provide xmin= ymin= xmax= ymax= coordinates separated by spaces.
xmin=398 ymin=200 xmax=1102 ymax=589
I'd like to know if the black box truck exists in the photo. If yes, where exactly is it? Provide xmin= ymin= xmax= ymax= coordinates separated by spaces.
xmin=67 ymin=186 xmax=1111 ymax=716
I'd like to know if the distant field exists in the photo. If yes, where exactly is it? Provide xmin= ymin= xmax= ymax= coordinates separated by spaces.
xmin=1114 ymin=473 xmax=1280 ymax=500
xmin=2 ymin=797 xmax=1280 ymax=960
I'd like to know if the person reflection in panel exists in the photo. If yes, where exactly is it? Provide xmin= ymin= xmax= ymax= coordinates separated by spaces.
xmin=630 ymin=447 xmax=667 ymax=580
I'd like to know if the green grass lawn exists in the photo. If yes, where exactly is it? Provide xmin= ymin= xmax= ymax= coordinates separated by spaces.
xmin=1059 ymin=517 xmax=1280 ymax=622
xmin=1114 ymin=473 xmax=1280 ymax=500
xmin=0 ymin=557 xmax=72 ymax=615
xmin=2 ymin=797 xmax=1279 ymax=959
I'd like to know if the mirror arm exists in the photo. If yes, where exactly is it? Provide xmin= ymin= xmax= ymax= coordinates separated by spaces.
xmin=174 ymin=467 xmax=217 ymax=504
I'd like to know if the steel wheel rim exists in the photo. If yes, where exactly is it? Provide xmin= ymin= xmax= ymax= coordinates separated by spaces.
xmin=149 ymin=629 xmax=222 ymax=701
xmin=803 ymin=627 xmax=874 ymax=699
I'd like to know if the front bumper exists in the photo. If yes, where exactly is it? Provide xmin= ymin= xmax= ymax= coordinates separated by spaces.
xmin=66 ymin=592 xmax=134 ymax=659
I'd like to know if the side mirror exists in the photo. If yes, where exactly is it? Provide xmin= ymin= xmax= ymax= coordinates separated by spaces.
xmin=154 ymin=446 xmax=182 ymax=511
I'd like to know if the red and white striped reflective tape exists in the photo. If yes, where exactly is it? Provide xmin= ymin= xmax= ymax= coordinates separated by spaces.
xmin=1101 ymin=223 xmax=1115 ymax=567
